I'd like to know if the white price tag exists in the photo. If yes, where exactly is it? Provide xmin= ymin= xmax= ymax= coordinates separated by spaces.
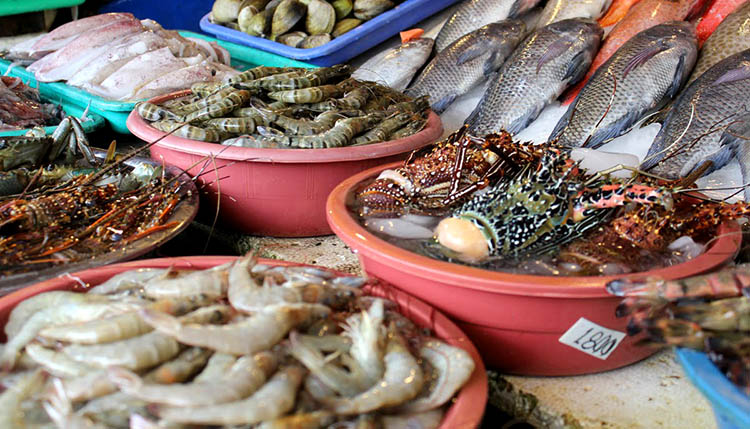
xmin=558 ymin=317 xmax=626 ymax=360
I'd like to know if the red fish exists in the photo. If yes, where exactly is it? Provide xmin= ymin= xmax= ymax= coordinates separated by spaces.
xmin=696 ymin=0 xmax=748 ymax=46
xmin=598 ymin=0 xmax=642 ymax=27
xmin=563 ymin=0 xmax=706 ymax=105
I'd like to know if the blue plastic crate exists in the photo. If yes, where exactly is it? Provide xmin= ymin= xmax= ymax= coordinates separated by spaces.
xmin=0 ymin=33 xmax=313 ymax=134
xmin=199 ymin=0 xmax=462 ymax=66
xmin=99 ymin=0 xmax=209 ymax=33
xmin=676 ymin=348 xmax=750 ymax=429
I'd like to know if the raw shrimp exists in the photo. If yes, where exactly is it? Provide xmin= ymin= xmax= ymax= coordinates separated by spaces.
xmin=192 ymin=353 xmax=237 ymax=383
xmin=141 ymin=304 xmax=329 ymax=355
xmin=57 ymin=370 xmax=117 ymax=402
xmin=37 ymin=298 xmax=199 ymax=344
xmin=1 ymin=300 xmax=146 ymax=370
xmin=43 ymin=378 xmax=108 ymax=429
xmin=0 ymin=369 xmax=45 ymax=429
xmin=140 ymin=262 xmax=232 ymax=300
xmin=109 ymin=351 xmax=276 ymax=406
xmin=76 ymin=392 xmax=147 ymax=428
xmin=380 ymin=409 xmax=444 ymax=429
xmin=87 ymin=268 xmax=169 ymax=295
xmin=324 ymin=327 xmax=424 ymax=414
xmin=156 ymin=366 xmax=305 ymax=425
xmin=397 ymin=340 xmax=475 ymax=413
xmin=145 ymin=347 xmax=213 ymax=384
xmin=24 ymin=343 xmax=98 ymax=378
xmin=257 ymin=410 xmax=336 ymax=429
xmin=342 ymin=299 xmax=385 ymax=386
xmin=62 ymin=306 xmax=231 ymax=370
xmin=4 ymin=291 xmax=110 ymax=338
xmin=227 ymin=254 xmax=301 ymax=312
xmin=289 ymin=331 xmax=371 ymax=396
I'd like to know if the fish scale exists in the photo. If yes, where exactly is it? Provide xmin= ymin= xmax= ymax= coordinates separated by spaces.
xmin=406 ymin=20 xmax=526 ymax=114
xmin=689 ymin=1 xmax=750 ymax=83
xmin=536 ymin=0 xmax=613 ymax=28
xmin=434 ymin=0 xmax=541 ymax=52
xmin=466 ymin=18 xmax=602 ymax=136
xmin=641 ymin=49 xmax=750 ymax=181
xmin=551 ymin=21 xmax=697 ymax=148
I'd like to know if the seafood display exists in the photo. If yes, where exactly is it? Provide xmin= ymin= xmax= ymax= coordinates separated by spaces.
xmin=406 ymin=19 xmax=527 ymax=113
xmin=352 ymin=34 xmax=434 ymax=91
xmin=8 ymin=13 xmax=235 ymax=101
xmin=136 ymin=65 xmax=431 ymax=148
xmin=0 ymin=117 xmax=196 ymax=289
xmin=0 ymin=256 xmax=477 ymax=428
xmin=210 ymin=0 xmax=404 ymax=48
xmin=689 ymin=0 xmax=750 ymax=82
xmin=0 ymin=76 xmax=63 ymax=131
xmin=536 ymin=0 xmax=613 ymax=29
xmin=550 ymin=21 xmax=697 ymax=148
xmin=466 ymin=18 xmax=602 ymax=135
xmin=353 ymin=127 xmax=747 ymax=276
xmin=607 ymin=265 xmax=750 ymax=394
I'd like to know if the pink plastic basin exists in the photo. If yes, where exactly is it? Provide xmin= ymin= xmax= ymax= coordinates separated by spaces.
xmin=127 ymin=90 xmax=443 ymax=237
xmin=0 ymin=256 xmax=487 ymax=428
xmin=326 ymin=162 xmax=742 ymax=376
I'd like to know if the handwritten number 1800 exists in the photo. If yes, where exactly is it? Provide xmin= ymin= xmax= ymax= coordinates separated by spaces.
xmin=573 ymin=327 xmax=618 ymax=356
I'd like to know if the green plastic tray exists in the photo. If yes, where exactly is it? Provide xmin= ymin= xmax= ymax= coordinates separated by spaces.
xmin=0 ymin=87 xmax=105 ymax=137
xmin=0 ymin=0 xmax=84 ymax=17
xmin=0 ymin=32 xmax=314 ymax=134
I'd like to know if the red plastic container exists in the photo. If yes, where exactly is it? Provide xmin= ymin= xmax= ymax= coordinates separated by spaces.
xmin=326 ymin=163 xmax=743 ymax=376
xmin=0 ymin=256 xmax=486 ymax=428
xmin=126 ymin=91 xmax=443 ymax=237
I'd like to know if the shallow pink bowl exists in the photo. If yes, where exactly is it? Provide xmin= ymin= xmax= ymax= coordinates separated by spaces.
xmin=0 ymin=256 xmax=487 ymax=429
xmin=326 ymin=162 xmax=742 ymax=376
xmin=127 ymin=90 xmax=443 ymax=237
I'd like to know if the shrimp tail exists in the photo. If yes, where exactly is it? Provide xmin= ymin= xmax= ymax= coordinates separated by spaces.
xmin=140 ymin=309 xmax=181 ymax=336
xmin=106 ymin=366 xmax=143 ymax=392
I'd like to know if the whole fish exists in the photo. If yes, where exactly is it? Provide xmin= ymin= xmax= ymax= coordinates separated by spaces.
xmin=352 ymin=38 xmax=435 ymax=91
xmin=28 ymin=18 xmax=144 ymax=82
xmin=598 ymin=0 xmax=641 ymax=27
xmin=466 ymin=18 xmax=602 ymax=135
xmin=434 ymin=0 xmax=541 ymax=52
xmin=719 ymin=114 xmax=750 ymax=200
xmin=689 ymin=1 xmax=750 ymax=82
xmin=537 ymin=0 xmax=613 ymax=28
xmin=641 ymin=49 xmax=750 ymax=184
xmin=550 ymin=21 xmax=697 ymax=148
xmin=696 ymin=0 xmax=748 ymax=46
xmin=405 ymin=20 xmax=526 ymax=113
xmin=562 ymin=0 xmax=705 ymax=104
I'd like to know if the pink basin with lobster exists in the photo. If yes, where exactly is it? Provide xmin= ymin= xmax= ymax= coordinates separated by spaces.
xmin=326 ymin=162 xmax=742 ymax=375
xmin=126 ymin=90 xmax=443 ymax=237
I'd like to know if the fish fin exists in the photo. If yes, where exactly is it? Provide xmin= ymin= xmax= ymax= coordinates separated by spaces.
xmin=666 ymin=55 xmax=688 ymax=99
xmin=682 ymin=145 xmax=735 ymax=178
xmin=431 ymin=93 xmax=458 ymax=114
xmin=622 ymin=42 xmax=669 ymax=79
xmin=712 ymin=63 xmax=750 ymax=87
xmin=538 ymin=39 xmax=574 ymax=75
xmin=640 ymin=104 xmax=672 ymax=127
xmin=483 ymin=50 xmax=506 ymax=78
xmin=456 ymin=44 xmax=488 ymax=67
xmin=508 ymin=0 xmax=524 ymax=18
xmin=507 ymin=105 xmax=543 ymax=134
xmin=562 ymin=50 xmax=588 ymax=83
xmin=584 ymin=108 xmax=644 ymax=149
xmin=549 ymin=104 xmax=576 ymax=143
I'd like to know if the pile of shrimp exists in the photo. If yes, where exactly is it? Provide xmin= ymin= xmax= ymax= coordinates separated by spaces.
xmin=0 ymin=255 xmax=475 ymax=428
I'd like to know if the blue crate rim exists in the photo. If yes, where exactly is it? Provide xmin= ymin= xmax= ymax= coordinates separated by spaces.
xmin=199 ymin=0 xmax=455 ymax=60
xmin=675 ymin=348 xmax=750 ymax=426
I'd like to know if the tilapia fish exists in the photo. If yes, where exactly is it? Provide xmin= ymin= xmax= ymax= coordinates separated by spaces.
xmin=689 ymin=1 xmax=750 ymax=83
xmin=466 ymin=18 xmax=602 ymax=135
xmin=406 ymin=20 xmax=526 ymax=113
xmin=434 ymin=0 xmax=541 ymax=52
xmin=551 ymin=21 xmax=697 ymax=148
xmin=537 ymin=0 xmax=613 ymax=28
xmin=563 ymin=0 xmax=703 ymax=104
xmin=641 ymin=49 xmax=750 ymax=183
xmin=351 ymin=38 xmax=434 ymax=91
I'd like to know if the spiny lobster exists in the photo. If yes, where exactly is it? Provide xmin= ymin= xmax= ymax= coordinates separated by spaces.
xmin=356 ymin=126 xmax=547 ymax=218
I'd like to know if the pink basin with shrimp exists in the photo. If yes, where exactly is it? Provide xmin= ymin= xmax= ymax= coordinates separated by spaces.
xmin=0 ymin=256 xmax=487 ymax=428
